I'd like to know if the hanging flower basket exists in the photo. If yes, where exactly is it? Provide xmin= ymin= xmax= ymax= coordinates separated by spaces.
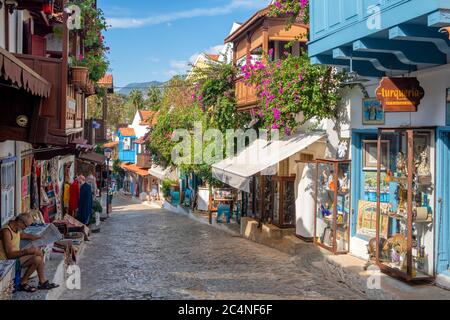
xmin=84 ymin=80 xmax=96 ymax=96
xmin=70 ymin=66 xmax=89 ymax=87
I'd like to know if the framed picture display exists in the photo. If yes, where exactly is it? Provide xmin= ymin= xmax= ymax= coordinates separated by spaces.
xmin=363 ymin=140 xmax=390 ymax=171
xmin=362 ymin=98 xmax=385 ymax=125
xmin=357 ymin=200 xmax=389 ymax=239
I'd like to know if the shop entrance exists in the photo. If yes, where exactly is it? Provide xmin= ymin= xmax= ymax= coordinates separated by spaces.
xmin=437 ymin=129 xmax=450 ymax=276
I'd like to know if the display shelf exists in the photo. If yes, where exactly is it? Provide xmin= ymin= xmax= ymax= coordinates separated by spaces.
xmin=375 ymin=128 xmax=435 ymax=282
xmin=314 ymin=159 xmax=351 ymax=255
xmin=381 ymin=212 xmax=433 ymax=223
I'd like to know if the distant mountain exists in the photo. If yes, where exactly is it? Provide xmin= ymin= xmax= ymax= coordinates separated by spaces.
xmin=118 ymin=81 xmax=164 ymax=96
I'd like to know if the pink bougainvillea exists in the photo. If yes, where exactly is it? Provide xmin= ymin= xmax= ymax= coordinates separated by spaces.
xmin=269 ymin=0 xmax=309 ymax=25
xmin=242 ymin=52 xmax=344 ymax=135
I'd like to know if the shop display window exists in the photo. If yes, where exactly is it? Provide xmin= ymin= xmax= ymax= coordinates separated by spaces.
xmin=271 ymin=176 xmax=296 ymax=228
xmin=314 ymin=159 xmax=351 ymax=254
xmin=0 ymin=160 xmax=15 ymax=225
xmin=375 ymin=128 xmax=435 ymax=281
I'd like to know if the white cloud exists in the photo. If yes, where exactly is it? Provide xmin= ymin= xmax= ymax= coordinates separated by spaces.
xmin=163 ymin=44 xmax=226 ymax=77
xmin=107 ymin=0 xmax=268 ymax=29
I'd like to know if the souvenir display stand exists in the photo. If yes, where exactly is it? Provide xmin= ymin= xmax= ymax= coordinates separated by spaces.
xmin=271 ymin=176 xmax=296 ymax=228
xmin=314 ymin=159 xmax=351 ymax=254
xmin=375 ymin=128 xmax=435 ymax=281
xmin=213 ymin=188 xmax=235 ymax=223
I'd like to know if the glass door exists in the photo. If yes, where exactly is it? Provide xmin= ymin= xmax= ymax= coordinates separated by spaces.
xmin=376 ymin=129 xmax=435 ymax=281
xmin=315 ymin=161 xmax=336 ymax=251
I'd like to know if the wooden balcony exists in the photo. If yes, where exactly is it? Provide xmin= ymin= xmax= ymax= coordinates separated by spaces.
xmin=235 ymin=77 xmax=259 ymax=111
xmin=226 ymin=6 xmax=308 ymax=112
xmin=14 ymin=53 xmax=85 ymax=145
xmin=137 ymin=153 xmax=152 ymax=169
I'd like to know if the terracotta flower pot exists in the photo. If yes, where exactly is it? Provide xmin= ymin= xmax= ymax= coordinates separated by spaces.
xmin=84 ymin=80 xmax=96 ymax=96
xmin=71 ymin=66 xmax=88 ymax=86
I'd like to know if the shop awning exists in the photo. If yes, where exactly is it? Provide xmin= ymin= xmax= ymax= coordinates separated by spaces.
xmin=78 ymin=152 xmax=105 ymax=165
xmin=212 ymin=131 xmax=326 ymax=192
xmin=103 ymin=141 xmax=118 ymax=148
xmin=149 ymin=165 xmax=177 ymax=181
xmin=121 ymin=163 xmax=150 ymax=177
xmin=0 ymin=47 xmax=51 ymax=98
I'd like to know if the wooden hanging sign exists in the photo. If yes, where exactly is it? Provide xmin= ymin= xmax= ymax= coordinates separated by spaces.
xmin=376 ymin=77 xmax=425 ymax=112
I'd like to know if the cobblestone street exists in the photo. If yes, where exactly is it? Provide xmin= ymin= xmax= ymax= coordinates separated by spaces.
xmin=60 ymin=197 xmax=364 ymax=300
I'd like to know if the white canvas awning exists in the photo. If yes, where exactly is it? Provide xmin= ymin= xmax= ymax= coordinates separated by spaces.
xmin=149 ymin=165 xmax=177 ymax=181
xmin=212 ymin=131 xmax=326 ymax=192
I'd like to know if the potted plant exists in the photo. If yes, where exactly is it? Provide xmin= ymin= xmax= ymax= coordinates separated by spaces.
xmin=85 ymin=80 xmax=96 ymax=96
xmin=70 ymin=55 xmax=88 ymax=87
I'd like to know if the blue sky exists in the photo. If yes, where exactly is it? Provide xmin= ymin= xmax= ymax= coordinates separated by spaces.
xmin=98 ymin=0 xmax=270 ymax=88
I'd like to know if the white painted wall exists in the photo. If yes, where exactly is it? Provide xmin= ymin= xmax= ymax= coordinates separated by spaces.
xmin=130 ymin=111 xmax=149 ymax=139
xmin=8 ymin=10 xmax=17 ymax=53
xmin=0 ymin=141 xmax=15 ymax=158
xmin=351 ymin=64 xmax=450 ymax=129
xmin=0 ymin=1 xmax=5 ymax=49
xmin=220 ymin=22 xmax=242 ymax=64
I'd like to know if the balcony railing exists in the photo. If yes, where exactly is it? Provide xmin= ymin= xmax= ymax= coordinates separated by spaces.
xmin=137 ymin=153 xmax=152 ymax=168
xmin=14 ymin=53 xmax=84 ymax=135
xmin=235 ymin=77 xmax=258 ymax=111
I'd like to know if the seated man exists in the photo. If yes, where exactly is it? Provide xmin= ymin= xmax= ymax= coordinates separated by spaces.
xmin=0 ymin=213 xmax=59 ymax=293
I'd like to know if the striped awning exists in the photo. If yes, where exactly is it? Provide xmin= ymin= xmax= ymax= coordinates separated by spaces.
xmin=0 ymin=47 xmax=51 ymax=98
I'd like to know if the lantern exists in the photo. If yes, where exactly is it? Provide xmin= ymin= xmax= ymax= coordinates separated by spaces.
xmin=42 ymin=0 xmax=54 ymax=14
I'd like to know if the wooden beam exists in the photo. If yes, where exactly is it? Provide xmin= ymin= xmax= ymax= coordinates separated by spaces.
xmin=60 ymin=10 xmax=69 ymax=131
xmin=353 ymin=38 xmax=446 ymax=66
xmin=262 ymin=23 xmax=269 ymax=64
xmin=5 ymin=6 xmax=9 ymax=51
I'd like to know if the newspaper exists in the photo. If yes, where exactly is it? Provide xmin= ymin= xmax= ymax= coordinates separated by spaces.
xmin=20 ymin=224 xmax=63 ymax=249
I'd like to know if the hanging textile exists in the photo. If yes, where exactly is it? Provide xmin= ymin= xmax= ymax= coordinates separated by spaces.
xmin=50 ymin=158 xmax=63 ymax=220
xmin=31 ymin=159 xmax=40 ymax=210
xmin=77 ymin=182 xmax=92 ymax=225
xmin=69 ymin=179 xmax=79 ymax=216
xmin=63 ymin=182 xmax=70 ymax=208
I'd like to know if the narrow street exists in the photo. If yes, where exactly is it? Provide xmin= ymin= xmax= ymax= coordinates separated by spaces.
xmin=60 ymin=197 xmax=364 ymax=300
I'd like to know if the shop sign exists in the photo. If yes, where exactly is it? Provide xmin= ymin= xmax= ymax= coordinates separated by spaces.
xmin=67 ymin=97 xmax=77 ymax=112
xmin=376 ymin=77 xmax=424 ymax=112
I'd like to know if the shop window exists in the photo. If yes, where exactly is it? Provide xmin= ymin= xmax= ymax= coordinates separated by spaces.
xmin=123 ymin=137 xmax=131 ymax=151
xmin=299 ymin=153 xmax=314 ymax=162
xmin=271 ymin=176 xmax=296 ymax=228
xmin=375 ymin=129 xmax=435 ymax=281
xmin=1 ymin=160 xmax=15 ymax=226
xmin=314 ymin=160 xmax=351 ymax=254
xmin=21 ymin=155 xmax=33 ymax=213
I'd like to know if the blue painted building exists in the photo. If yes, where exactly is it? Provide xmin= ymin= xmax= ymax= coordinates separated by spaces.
xmin=310 ymin=0 xmax=450 ymax=285
xmin=117 ymin=127 xmax=137 ymax=164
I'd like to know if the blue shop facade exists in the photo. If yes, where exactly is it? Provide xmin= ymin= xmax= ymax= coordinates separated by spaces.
xmin=310 ymin=0 xmax=450 ymax=285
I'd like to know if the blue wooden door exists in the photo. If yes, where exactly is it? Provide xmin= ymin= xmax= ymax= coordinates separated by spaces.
xmin=437 ymin=129 xmax=450 ymax=275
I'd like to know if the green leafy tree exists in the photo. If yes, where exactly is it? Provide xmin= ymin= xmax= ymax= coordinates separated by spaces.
xmin=146 ymin=86 xmax=162 ymax=111
xmin=128 ymin=89 xmax=145 ymax=113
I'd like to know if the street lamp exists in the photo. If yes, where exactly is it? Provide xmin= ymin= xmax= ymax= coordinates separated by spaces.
xmin=104 ymin=148 xmax=112 ymax=217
